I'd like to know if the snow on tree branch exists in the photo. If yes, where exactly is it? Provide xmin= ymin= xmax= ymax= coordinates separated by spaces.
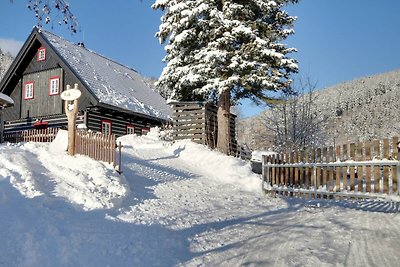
xmin=152 ymin=0 xmax=299 ymax=104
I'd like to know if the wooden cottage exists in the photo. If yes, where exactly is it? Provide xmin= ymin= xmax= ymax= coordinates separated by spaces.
xmin=0 ymin=27 xmax=171 ymax=138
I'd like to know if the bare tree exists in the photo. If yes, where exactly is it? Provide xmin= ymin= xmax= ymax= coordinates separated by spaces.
xmin=259 ymin=78 xmax=327 ymax=154
xmin=10 ymin=0 xmax=79 ymax=32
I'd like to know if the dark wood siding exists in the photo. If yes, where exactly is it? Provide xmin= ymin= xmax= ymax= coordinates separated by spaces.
xmin=21 ymin=68 xmax=63 ymax=118
xmin=24 ymin=40 xmax=60 ymax=74
xmin=3 ymin=79 xmax=22 ymax=121
xmin=62 ymin=70 xmax=95 ymax=112
xmin=22 ymin=38 xmax=95 ymax=114
xmin=3 ymin=113 xmax=85 ymax=132
xmin=86 ymin=109 xmax=153 ymax=137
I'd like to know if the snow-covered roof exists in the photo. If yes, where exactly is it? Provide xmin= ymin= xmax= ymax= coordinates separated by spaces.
xmin=0 ymin=92 xmax=14 ymax=107
xmin=40 ymin=30 xmax=171 ymax=120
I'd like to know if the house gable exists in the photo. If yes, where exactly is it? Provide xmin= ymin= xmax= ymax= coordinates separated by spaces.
xmin=0 ymin=27 xmax=172 ymax=137
xmin=40 ymin=30 xmax=172 ymax=121
xmin=0 ymin=28 xmax=98 ymax=121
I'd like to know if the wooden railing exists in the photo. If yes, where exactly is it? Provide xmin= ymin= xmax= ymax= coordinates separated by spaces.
xmin=3 ymin=128 xmax=59 ymax=143
xmin=262 ymin=137 xmax=400 ymax=199
xmin=75 ymin=130 xmax=117 ymax=165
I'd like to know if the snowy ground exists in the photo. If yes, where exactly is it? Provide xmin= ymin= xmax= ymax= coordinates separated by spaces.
xmin=0 ymin=129 xmax=399 ymax=266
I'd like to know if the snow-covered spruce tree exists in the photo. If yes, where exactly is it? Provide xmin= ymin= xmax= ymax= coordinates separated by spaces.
xmin=153 ymin=0 xmax=299 ymax=154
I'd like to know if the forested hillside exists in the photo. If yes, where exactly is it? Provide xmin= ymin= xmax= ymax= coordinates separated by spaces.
xmin=0 ymin=48 xmax=14 ymax=80
xmin=238 ymin=69 xmax=400 ymax=150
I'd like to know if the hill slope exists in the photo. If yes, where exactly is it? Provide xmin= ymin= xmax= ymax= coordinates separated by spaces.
xmin=238 ymin=69 xmax=400 ymax=149
xmin=0 ymin=129 xmax=399 ymax=266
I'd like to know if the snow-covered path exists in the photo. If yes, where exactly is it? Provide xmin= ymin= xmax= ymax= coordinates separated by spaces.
xmin=0 ymin=130 xmax=399 ymax=266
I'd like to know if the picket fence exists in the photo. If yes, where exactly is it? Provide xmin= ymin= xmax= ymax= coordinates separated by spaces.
xmin=75 ymin=130 xmax=118 ymax=166
xmin=262 ymin=137 xmax=400 ymax=199
xmin=3 ymin=128 xmax=59 ymax=143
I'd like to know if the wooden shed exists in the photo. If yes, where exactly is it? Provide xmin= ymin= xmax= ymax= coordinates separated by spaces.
xmin=171 ymin=101 xmax=238 ymax=154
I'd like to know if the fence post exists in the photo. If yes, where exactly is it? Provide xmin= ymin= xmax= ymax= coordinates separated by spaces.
xmin=313 ymin=164 xmax=317 ymax=199
xmin=398 ymin=141 xmax=400 ymax=196
xmin=261 ymin=155 xmax=266 ymax=192
xmin=117 ymin=141 xmax=123 ymax=175
xmin=262 ymin=155 xmax=270 ymax=193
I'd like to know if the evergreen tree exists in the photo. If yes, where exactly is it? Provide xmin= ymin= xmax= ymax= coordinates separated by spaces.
xmin=153 ymin=0 xmax=299 ymax=154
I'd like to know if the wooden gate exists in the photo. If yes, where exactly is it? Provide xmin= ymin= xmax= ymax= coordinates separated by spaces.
xmin=74 ymin=130 xmax=117 ymax=165
xmin=262 ymin=137 xmax=400 ymax=200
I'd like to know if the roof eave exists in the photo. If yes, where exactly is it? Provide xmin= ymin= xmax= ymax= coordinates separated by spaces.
xmin=95 ymin=102 xmax=171 ymax=123
xmin=0 ymin=27 xmax=38 ymax=94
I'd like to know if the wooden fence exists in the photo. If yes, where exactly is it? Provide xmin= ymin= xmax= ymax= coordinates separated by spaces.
xmin=3 ymin=127 xmax=122 ymax=172
xmin=3 ymin=128 xmax=59 ymax=143
xmin=75 ymin=130 xmax=117 ymax=166
xmin=171 ymin=101 xmax=238 ymax=154
xmin=262 ymin=137 xmax=400 ymax=199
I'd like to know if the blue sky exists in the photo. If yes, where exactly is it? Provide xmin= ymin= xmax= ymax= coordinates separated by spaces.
xmin=1 ymin=0 xmax=400 ymax=117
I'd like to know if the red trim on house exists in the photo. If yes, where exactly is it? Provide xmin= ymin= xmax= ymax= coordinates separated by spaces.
xmin=37 ymin=47 xmax=46 ymax=62
xmin=126 ymin=124 xmax=135 ymax=134
xmin=48 ymin=76 xmax=61 ymax=96
xmin=101 ymin=120 xmax=112 ymax=135
xmin=33 ymin=121 xmax=49 ymax=129
xmin=142 ymin=127 xmax=150 ymax=135
xmin=23 ymin=81 xmax=35 ymax=100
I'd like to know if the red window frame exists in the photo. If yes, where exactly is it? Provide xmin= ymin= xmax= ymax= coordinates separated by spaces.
xmin=142 ymin=127 xmax=150 ymax=135
xmin=101 ymin=120 xmax=112 ymax=136
xmin=23 ymin=81 xmax=34 ymax=100
xmin=37 ymin=47 xmax=46 ymax=62
xmin=48 ymin=76 xmax=60 ymax=96
xmin=126 ymin=124 xmax=135 ymax=135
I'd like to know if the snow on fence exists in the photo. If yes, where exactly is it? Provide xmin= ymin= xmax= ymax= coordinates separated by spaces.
xmin=171 ymin=101 xmax=238 ymax=155
xmin=3 ymin=128 xmax=59 ymax=143
xmin=74 ymin=130 xmax=118 ymax=167
xmin=262 ymin=137 xmax=400 ymax=200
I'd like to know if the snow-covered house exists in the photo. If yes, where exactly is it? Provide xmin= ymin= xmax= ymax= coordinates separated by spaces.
xmin=0 ymin=27 xmax=171 ymax=136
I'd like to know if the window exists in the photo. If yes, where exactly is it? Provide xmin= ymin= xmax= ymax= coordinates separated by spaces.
xmin=126 ymin=125 xmax=135 ymax=135
xmin=37 ymin=47 xmax=46 ymax=61
xmin=49 ymin=76 xmax=60 ymax=95
xmin=101 ymin=120 xmax=112 ymax=136
xmin=142 ymin=127 xmax=150 ymax=135
xmin=24 ymin=81 xmax=34 ymax=100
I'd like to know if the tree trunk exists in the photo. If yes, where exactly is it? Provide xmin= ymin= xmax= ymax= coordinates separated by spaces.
xmin=217 ymin=89 xmax=231 ymax=155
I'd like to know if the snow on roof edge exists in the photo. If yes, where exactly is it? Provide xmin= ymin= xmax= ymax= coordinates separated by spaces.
xmin=39 ymin=29 xmax=172 ymax=120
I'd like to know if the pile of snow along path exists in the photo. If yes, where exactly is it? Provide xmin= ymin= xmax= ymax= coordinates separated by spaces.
xmin=0 ymin=129 xmax=399 ymax=266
